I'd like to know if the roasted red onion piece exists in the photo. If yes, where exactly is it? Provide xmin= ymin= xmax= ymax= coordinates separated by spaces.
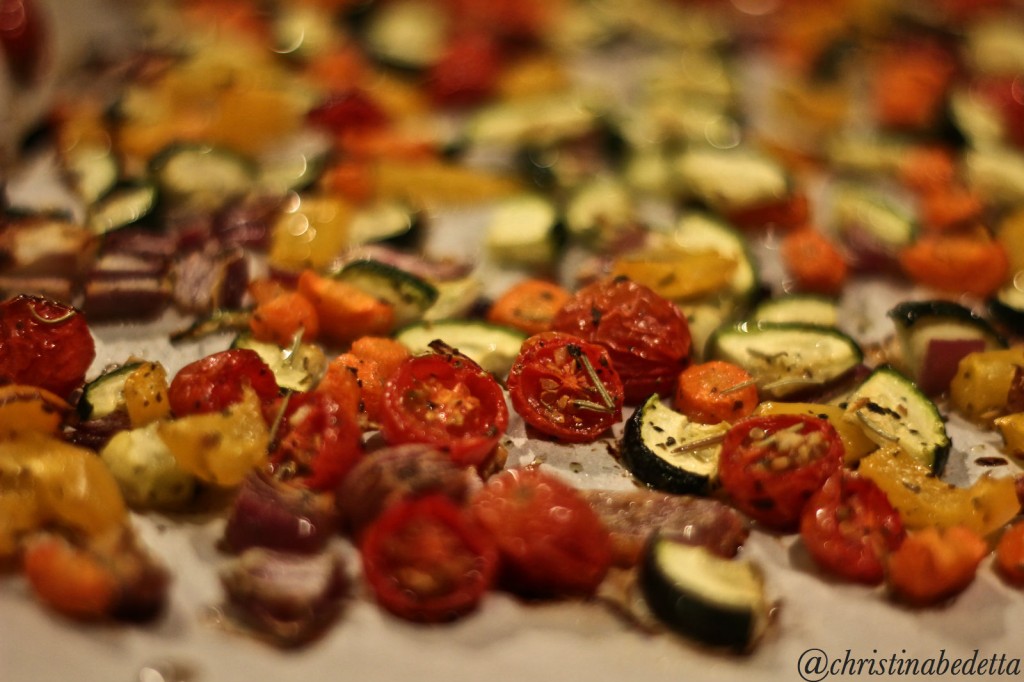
xmin=82 ymin=276 xmax=171 ymax=321
xmin=336 ymin=443 xmax=479 ymax=538
xmin=171 ymin=247 xmax=250 ymax=314
xmin=219 ymin=548 xmax=347 ymax=647
xmin=337 ymin=245 xmax=471 ymax=282
xmin=580 ymin=488 xmax=749 ymax=567
xmin=223 ymin=472 xmax=339 ymax=555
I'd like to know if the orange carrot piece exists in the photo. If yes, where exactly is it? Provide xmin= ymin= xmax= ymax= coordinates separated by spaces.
xmin=486 ymin=279 xmax=572 ymax=336
xmin=297 ymin=270 xmax=395 ymax=345
xmin=349 ymin=336 xmax=410 ymax=378
xmin=780 ymin=227 xmax=849 ymax=295
xmin=886 ymin=525 xmax=988 ymax=606
xmin=249 ymin=291 xmax=320 ymax=347
xmin=996 ymin=520 xmax=1024 ymax=586
xmin=320 ymin=160 xmax=377 ymax=205
xmin=898 ymin=231 xmax=1010 ymax=298
xmin=873 ymin=43 xmax=955 ymax=130
xmin=919 ymin=184 xmax=984 ymax=233
xmin=247 ymin=278 xmax=292 ymax=306
xmin=673 ymin=361 xmax=760 ymax=425
xmin=316 ymin=356 xmax=363 ymax=420
xmin=898 ymin=146 xmax=957 ymax=193
xmin=727 ymin=192 xmax=810 ymax=232
xmin=22 ymin=535 xmax=117 ymax=620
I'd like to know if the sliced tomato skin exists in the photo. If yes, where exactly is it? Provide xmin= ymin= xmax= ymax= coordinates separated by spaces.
xmin=168 ymin=348 xmax=280 ymax=417
xmin=551 ymin=277 xmax=691 ymax=404
xmin=799 ymin=470 xmax=905 ymax=584
xmin=270 ymin=390 xmax=363 ymax=491
xmin=718 ymin=414 xmax=844 ymax=531
xmin=360 ymin=494 xmax=497 ymax=623
xmin=469 ymin=467 xmax=613 ymax=597
xmin=507 ymin=331 xmax=624 ymax=443
xmin=0 ymin=295 xmax=95 ymax=398
xmin=380 ymin=350 xmax=508 ymax=469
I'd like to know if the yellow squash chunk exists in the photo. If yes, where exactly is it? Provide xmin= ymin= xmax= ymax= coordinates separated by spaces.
xmin=123 ymin=362 xmax=171 ymax=428
xmin=374 ymin=160 xmax=521 ymax=206
xmin=949 ymin=347 xmax=1024 ymax=424
xmin=754 ymin=401 xmax=877 ymax=464
xmin=158 ymin=388 xmax=270 ymax=487
xmin=995 ymin=413 xmax=1024 ymax=457
xmin=859 ymin=446 xmax=1020 ymax=536
xmin=611 ymin=248 xmax=737 ymax=302
xmin=998 ymin=207 xmax=1024 ymax=275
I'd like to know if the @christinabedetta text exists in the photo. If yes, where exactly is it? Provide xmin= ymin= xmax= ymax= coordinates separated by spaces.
xmin=797 ymin=649 xmax=1021 ymax=681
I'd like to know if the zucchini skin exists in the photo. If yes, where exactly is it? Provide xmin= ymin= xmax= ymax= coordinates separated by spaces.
xmin=639 ymin=537 xmax=761 ymax=651
xmin=621 ymin=397 xmax=715 ymax=496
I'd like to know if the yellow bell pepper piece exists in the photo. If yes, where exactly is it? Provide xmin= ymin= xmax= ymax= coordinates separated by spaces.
xmin=269 ymin=193 xmax=353 ymax=272
xmin=754 ymin=401 xmax=878 ymax=464
xmin=0 ymin=385 xmax=71 ymax=438
xmin=123 ymin=362 xmax=171 ymax=428
xmin=859 ymin=446 xmax=1020 ymax=536
xmin=611 ymin=248 xmax=738 ymax=302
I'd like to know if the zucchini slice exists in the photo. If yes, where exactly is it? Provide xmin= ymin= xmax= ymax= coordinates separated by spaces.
xmin=149 ymin=144 xmax=257 ymax=209
xmin=86 ymin=181 xmax=159 ymax=236
xmin=395 ymin=320 xmax=526 ymax=376
xmin=989 ymin=282 xmax=1024 ymax=333
xmin=564 ymin=177 xmax=636 ymax=248
xmin=349 ymin=200 xmax=424 ymax=248
xmin=842 ymin=366 xmax=950 ymax=475
xmin=889 ymin=299 xmax=1005 ymax=395
xmin=749 ymin=294 xmax=839 ymax=328
xmin=231 ymin=333 xmax=327 ymax=393
xmin=100 ymin=422 xmax=198 ymax=510
xmin=674 ymin=147 xmax=791 ymax=215
xmin=78 ymin=362 xmax=144 ymax=420
xmin=669 ymin=211 xmax=759 ymax=306
xmin=485 ymin=194 xmax=563 ymax=268
xmin=831 ymin=183 xmax=917 ymax=261
xmin=333 ymin=259 xmax=439 ymax=328
xmin=641 ymin=535 xmax=769 ymax=652
xmin=621 ymin=394 xmax=729 ymax=495
xmin=64 ymin=143 xmax=119 ymax=205
xmin=706 ymin=322 xmax=863 ymax=399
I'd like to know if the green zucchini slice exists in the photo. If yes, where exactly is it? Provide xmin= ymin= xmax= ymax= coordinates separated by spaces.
xmin=841 ymin=366 xmax=950 ymax=475
xmin=641 ymin=535 xmax=769 ymax=652
xmin=333 ymin=259 xmax=439 ymax=328
xmin=705 ymin=322 xmax=863 ymax=399
xmin=395 ymin=320 xmax=526 ymax=376
xmin=621 ymin=394 xmax=729 ymax=495
xmin=78 ymin=362 xmax=144 ymax=420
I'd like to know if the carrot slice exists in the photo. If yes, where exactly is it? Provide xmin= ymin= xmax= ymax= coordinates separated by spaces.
xmin=297 ymin=270 xmax=395 ymax=345
xmin=886 ymin=525 xmax=987 ymax=606
xmin=898 ymin=231 xmax=1010 ymax=298
xmin=780 ymin=227 xmax=848 ymax=295
xmin=673 ymin=361 xmax=759 ymax=425
xmin=249 ymin=291 xmax=320 ymax=346
xmin=918 ymin=185 xmax=984 ymax=233
xmin=996 ymin=520 xmax=1024 ymax=586
xmin=350 ymin=336 xmax=410 ymax=378
xmin=487 ymin=279 xmax=572 ymax=336
xmin=321 ymin=338 xmax=410 ymax=426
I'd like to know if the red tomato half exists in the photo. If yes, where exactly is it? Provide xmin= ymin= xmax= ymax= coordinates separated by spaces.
xmin=469 ymin=467 xmax=613 ymax=597
xmin=270 ymin=390 xmax=363 ymax=491
xmin=507 ymin=332 xmax=624 ymax=443
xmin=799 ymin=470 xmax=905 ymax=584
xmin=718 ymin=414 xmax=844 ymax=531
xmin=380 ymin=348 xmax=508 ymax=469
xmin=360 ymin=494 xmax=497 ymax=623
xmin=552 ymin=277 xmax=691 ymax=404
xmin=168 ymin=348 xmax=280 ymax=417
xmin=0 ymin=294 xmax=95 ymax=398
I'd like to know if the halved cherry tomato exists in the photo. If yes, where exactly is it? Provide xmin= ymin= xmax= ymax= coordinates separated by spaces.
xmin=168 ymin=348 xmax=280 ymax=417
xmin=360 ymin=494 xmax=497 ymax=623
xmin=507 ymin=332 xmax=624 ymax=443
xmin=380 ymin=347 xmax=508 ymax=469
xmin=552 ymin=277 xmax=691 ymax=404
xmin=799 ymin=470 xmax=905 ymax=585
xmin=469 ymin=467 xmax=613 ymax=597
xmin=269 ymin=391 xmax=363 ymax=491
xmin=718 ymin=414 xmax=844 ymax=531
xmin=426 ymin=33 xmax=500 ymax=108
xmin=0 ymin=295 xmax=95 ymax=399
